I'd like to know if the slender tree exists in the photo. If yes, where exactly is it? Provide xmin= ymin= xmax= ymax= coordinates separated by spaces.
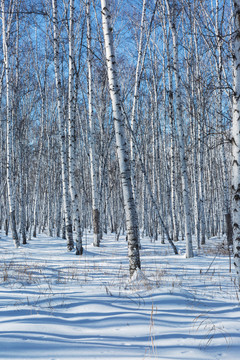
xmin=101 ymin=0 xmax=141 ymax=277
xmin=52 ymin=0 xmax=74 ymax=251
xmin=68 ymin=0 xmax=83 ymax=255
xmin=1 ymin=0 xmax=19 ymax=248
xmin=233 ymin=0 xmax=240 ymax=288
xmin=166 ymin=0 xmax=193 ymax=257
xmin=87 ymin=0 xmax=101 ymax=247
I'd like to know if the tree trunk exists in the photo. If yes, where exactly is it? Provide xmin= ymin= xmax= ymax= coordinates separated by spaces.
xmin=1 ymin=0 xmax=19 ymax=248
xmin=68 ymin=0 xmax=83 ymax=255
xmin=232 ymin=0 xmax=240 ymax=288
xmin=101 ymin=0 xmax=141 ymax=277
xmin=87 ymin=0 xmax=100 ymax=247
xmin=52 ymin=0 xmax=74 ymax=251
xmin=166 ymin=0 xmax=193 ymax=258
xmin=130 ymin=0 xmax=147 ymax=201
xmin=215 ymin=0 xmax=233 ymax=246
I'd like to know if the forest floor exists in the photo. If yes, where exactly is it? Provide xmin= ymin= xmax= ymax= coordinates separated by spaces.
xmin=0 ymin=230 xmax=239 ymax=360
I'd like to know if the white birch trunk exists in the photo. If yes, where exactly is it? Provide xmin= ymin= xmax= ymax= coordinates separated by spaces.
xmin=19 ymin=138 xmax=26 ymax=244
xmin=15 ymin=6 xmax=26 ymax=245
xmin=32 ymin=107 xmax=44 ymax=238
xmin=151 ymin=102 xmax=158 ymax=241
xmin=68 ymin=0 xmax=83 ymax=255
xmin=215 ymin=0 xmax=233 ymax=246
xmin=232 ymin=0 xmax=240 ymax=287
xmin=32 ymin=31 xmax=48 ymax=239
xmin=162 ymin=5 xmax=179 ymax=242
xmin=55 ymin=178 xmax=62 ymax=238
xmin=47 ymin=135 xmax=53 ymax=237
xmin=87 ymin=0 xmax=100 ymax=247
xmin=130 ymin=0 xmax=146 ymax=200
xmin=52 ymin=0 xmax=74 ymax=251
xmin=1 ymin=0 xmax=19 ymax=248
xmin=166 ymin=0 xmax=193 ymax=258
xmin=193 ymin=13 xmax=206 ymax=246
xmin=101 ymin=0 xmax=141 ymax=277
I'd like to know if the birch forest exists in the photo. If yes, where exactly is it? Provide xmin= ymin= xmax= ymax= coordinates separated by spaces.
xmin=0 ymin=0 xmax=239 ymax=282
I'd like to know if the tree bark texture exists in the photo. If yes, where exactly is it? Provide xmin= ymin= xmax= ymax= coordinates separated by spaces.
xmin=1 ymin=0 xmax=19 ymax=248
xmin=233 ymin=0 xmax=240 ymax=288
xmin=52 ymin=0 xmax=74 ymax=251
xmin=101 ymin=0 xmax=141 ymax=277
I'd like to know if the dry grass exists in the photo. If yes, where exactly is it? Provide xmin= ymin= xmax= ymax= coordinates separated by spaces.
xmin=0 ymin=260 xmax=81 ymax=286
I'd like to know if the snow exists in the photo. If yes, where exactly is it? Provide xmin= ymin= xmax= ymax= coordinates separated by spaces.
xmin=0 ymin=231 xmax=240 ymax=360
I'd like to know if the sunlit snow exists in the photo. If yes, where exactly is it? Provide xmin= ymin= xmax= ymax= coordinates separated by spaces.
xmin=0 ymin=231 xmax=239 ymax=359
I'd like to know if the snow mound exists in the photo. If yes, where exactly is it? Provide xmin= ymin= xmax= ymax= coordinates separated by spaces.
xmin=131 ymin=268 xmax=148 ymax=282
xmin=127 ymin=268 xmax=153 ymax=291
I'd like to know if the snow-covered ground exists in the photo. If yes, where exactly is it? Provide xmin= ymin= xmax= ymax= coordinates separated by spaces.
xmin=0 ymin=230 xmax=239 ymax=360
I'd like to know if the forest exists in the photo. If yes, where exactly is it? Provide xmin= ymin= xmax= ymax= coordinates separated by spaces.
xmin=0 ymin=0 xmax=240 ymax=358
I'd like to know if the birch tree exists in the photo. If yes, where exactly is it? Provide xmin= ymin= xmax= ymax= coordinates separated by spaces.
xmin=1 ymin=0 xmax=19 ymax=248
xmin=87 ymin=0 xmax=100 ymax=247
xmin=165 ymin=0 xmax=193 ymax=257
xmin=215 ymin=0 xmax=233 ymax=246
xmin=14 ymin=3 xmax=27 ymax=244
xmin=31 ymin=26 xmax=48 ymax=239
xmin=68 ymin=0 xmax=83 ymax=255
xmin=160 ymin=0 xmax=179 ymax=242
xmin=101 ymin=0 xmax=141 ymax=277
xmin=192 ymin=5 xmax=207 ymax=246
xmin=130 ymin=0 xmax=147 ymax=201
xmin=233 ymin=0 xmax=240 ymax=287
xmin=52 ymin=0 xmax=74 ymax=251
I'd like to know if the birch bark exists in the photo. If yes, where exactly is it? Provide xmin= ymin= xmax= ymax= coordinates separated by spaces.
xmin=14 ymin=4 xmax=26 ymax=245
xmin=32 ymin=25 xmax=49 ymax=238
xmin=215 ymin=0 xmax=233 ymax=246
xmin=52 ymin=0 xmax=74 ymax=251
xmin=87 ymin=0 xmax=100 ymax=247
xmin=186 ymin=12 xmax=200 ymax=248
xmin=232 ymin=0 xmax=240 ymax=287
xmin=193 ymin=11 xmax=206 ymax=246
xmin=166 ymin=0 xmax=193 ymax=257
xmin=68 ymin=0 xmax=83 ymax=255
xmin=101 ymin=0 xmax=141 ymax=277
xmin=130 ymin=0 xmax=146 ymax=200
xmin=1 ymin=0 xmax=19 ymax=248
xmin=47 ymin=134 xmax=53 ymax=237
xmin=161 ymin=2 xmax=179 ymax=242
